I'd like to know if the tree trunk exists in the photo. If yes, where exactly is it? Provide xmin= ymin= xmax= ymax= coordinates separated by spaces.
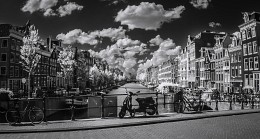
xmin=28 ymin=74 xmax=31 ymax=98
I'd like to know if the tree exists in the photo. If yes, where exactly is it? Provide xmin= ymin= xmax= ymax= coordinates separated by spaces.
xmin=89 ymin=64 xmax=102 ymax=90
xmin=57 ymin=45 xmax=75 ymax=89
xmin=20 ymin=25 xmax=41 ymax=98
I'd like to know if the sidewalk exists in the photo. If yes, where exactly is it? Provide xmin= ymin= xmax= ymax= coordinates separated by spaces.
xmin=1 ymin=109 xmax=260 ymax=134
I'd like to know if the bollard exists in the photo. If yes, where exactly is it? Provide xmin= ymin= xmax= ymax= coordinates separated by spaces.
xmin=43 ymin=96 xmax=47 ymax=122
xmin=215 ymin=99 xmax=219 ymax=111
xmin=71 ymin=95 xmax=75 ymax=121
xmin=155 ymin=91 xmax=159 ymax=115
xmin=163 ymin=94 xmax=166 ymax=108
xmin=101 ymin=94 xmax=105 ymax=118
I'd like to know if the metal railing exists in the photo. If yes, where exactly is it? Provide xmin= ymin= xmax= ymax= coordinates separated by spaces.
xmin=1 ymin=92 xmax=260 ymax=123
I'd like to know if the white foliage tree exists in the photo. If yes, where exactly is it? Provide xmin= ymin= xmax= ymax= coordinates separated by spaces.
xmin=20 ymin=25 xmax=41 ymax=98
xmin=57 ymin=45 xmax=75 ymax=88
xmin=89 ymin=64 xmax=102 ymax=88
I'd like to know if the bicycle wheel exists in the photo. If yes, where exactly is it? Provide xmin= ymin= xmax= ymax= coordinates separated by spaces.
xmin=5 ymin=109 xmax=19 ymax=125
xmin=29 ymin=107 xmax=44 ymax=124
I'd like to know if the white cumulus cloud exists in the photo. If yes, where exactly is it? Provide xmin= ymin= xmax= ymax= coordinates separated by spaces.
xmin=56 ymin=27 xmax=127 ymax=45
xmin=115 ymin=2 xmax=185 ymax=30
xmin=22 ymin=0 xmax=83 ymax=17
xmin=149 ymin=35 xmax=164 ymax=46
xmin=57 ymin=2 xmax=83 ymax=17
xmin=22 ymin=0 xmax=58 ymax=13
xmin=190 ymin=0 xmax=212 ymax=9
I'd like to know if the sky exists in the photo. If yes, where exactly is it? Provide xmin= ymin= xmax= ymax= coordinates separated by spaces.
xmin=0 ymin=0 xmax=260 ymax=78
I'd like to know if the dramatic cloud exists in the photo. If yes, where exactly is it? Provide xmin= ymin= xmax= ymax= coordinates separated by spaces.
xmin=56 ymin=29 xmax=98 ymax=45
xmin=137 ymin=36 xmax=181 ymax=74
xmin=43 ymin=8 xmax=57 ymax=16
xmin=209 ymin=22 xmax=221 ymax=28
xmin=22 ymin=0 xmax=83 ymax=17
xmin=88 ymin=37 xmax=148 ymax=77
xmin=116 ymin=38 xmax=140 ymax=49
xmin=98 ymin=27 xmax=126 ymax=41
xmin=115 ymin=2 xmax=185 ymax=30
xmin=57 ymin=2 xmax=83 ymax=17
xmin=190 ymin=0 xmax=212 ymax=9
xmin=22 ymin=0 xmax=58 ymax=13
xmin=166 ymin=46 xmax=182 ymax=55
xmin=149 ymin=35 xmax=164 ymax=46
xmin=123 ymin=58 xmax=137 ymax=69
xmin=56 ymin=27 xmax=126 ymax=45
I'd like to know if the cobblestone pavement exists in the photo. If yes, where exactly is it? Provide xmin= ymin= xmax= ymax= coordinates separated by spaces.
xmin=1 ymin=111 xmax=260 ymax=139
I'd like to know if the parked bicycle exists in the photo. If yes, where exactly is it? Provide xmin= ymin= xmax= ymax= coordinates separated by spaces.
xmin=5 ymin=98 xmax=44 ymax=125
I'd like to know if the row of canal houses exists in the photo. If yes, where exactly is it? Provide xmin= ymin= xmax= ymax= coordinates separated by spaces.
xmin=0 ymin=21 xmax=122 ymax=94
xmin=146 ymin=11 xmax=260 ymax=94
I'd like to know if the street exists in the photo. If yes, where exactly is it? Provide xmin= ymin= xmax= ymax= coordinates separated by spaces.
xmin=2 ymin=112 xmax=260 ymax=139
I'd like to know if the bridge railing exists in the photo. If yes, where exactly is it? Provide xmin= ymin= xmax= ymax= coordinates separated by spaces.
xmin=1 ymin=90 xmax=260 ymax=123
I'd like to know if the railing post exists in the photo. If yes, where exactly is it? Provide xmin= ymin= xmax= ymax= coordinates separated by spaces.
xmin=215 ymin=99 xmax=219 ymax=111
xmin=43 ymin=96 xmax=47 ymax=122
xmin=229 ymin=97 xmax=232 ymax=110
xmin=251 ymin=95 xmax=254 ymax=109
xmin=155 ymin=91 xmax=159 ymax=115
xmin=241 ymin=96 xmax=244 ymax=110
xmin=163 ymin=94 xmax=166 ymax=108
xmin=101 ymin=94 xmax=105 ymax=119
xmin=71 ymin=95 xmax=75 ymax=121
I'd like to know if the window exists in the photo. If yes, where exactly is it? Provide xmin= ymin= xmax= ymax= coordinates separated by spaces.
xmin=243 ymin=44 xmax=247 ymax=55
xmin=242 ymin=30 xmax=246 ymax=40
xmin=231 ymin=54 xmax=234 ymax=63
xmin=231 ymin=67 xmax=235 ymax=77
xmin=9 ymin=80 xmax=13 ymax=91
xmin=10 ymin=52 xmax=14 ymax=63
xmin=238 ymin=52 xmax=242 ymax=62
xmin=9 ymin=66 xmax=14 ymax=77
xmin=255 ymin=57 xmax=259 ymax=70
xmin=248 ymin=42 xmax=252 ymax=54
xmin=1 ymin=53 xmax=7 ymax=62
xmin=249 ymin=74 xmax=253 ymax=86
xmin=249 ymin=57 xmax=254 ymax=69
xmin=1 ymin=39 xmax=8 ymax=48
xmin=16 ymin=53 xmax=19 ymax=63
xmin=245 ymin=74 xmax=248 ymax=86
xmin=254 ymin=74 xmax=260 ymax=92
xmin=253 ymin=41 xmax=257 ymax=53
xmin=251 ymin=27 xmax=256 ymax=37
xmin=234 ymin=53 xmax=237 ymax=62
xmin=244 ymin=58 xmax=248 ymax=70
xmin=15 ymin=66 xmax=19 ymax=77
xmin=247 ymin=28 xmax=252 ymax=39
xmin=11 ymin=39 xmax=15 ymax=50
xmin=0 ymin=67 xmax=6 ymax=75
xmin=16 ymin=40 xmax=20 ymax=51
xmin=238 ymin=66 xmax=242 ymax=76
